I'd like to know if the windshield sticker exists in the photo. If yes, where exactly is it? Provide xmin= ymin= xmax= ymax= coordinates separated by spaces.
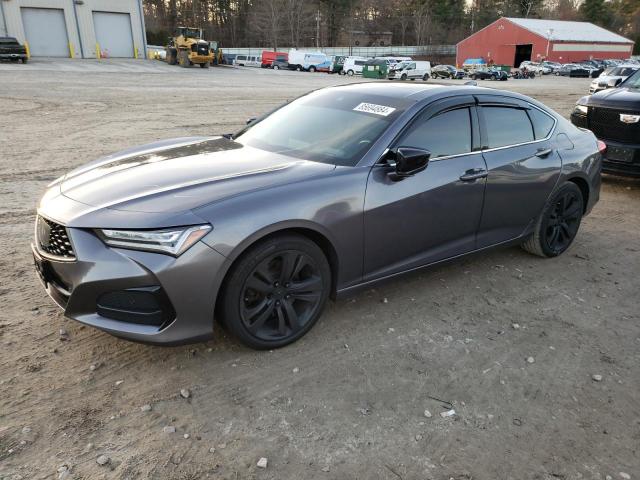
xmin=353 ymin=102 xmax=396 ymax=117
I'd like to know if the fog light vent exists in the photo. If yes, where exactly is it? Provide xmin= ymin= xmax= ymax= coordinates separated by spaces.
xmin=97 ymin=286 xmax=174 ymax=327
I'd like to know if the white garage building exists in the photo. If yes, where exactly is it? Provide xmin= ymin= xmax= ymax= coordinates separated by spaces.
xmin=0 ymin=0 xmax=147 ymax=59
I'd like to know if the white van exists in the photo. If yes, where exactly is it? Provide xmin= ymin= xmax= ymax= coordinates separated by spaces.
xmin=342 ymin=56 xmax=370 ymax=76
xmin=388 ymin=61 xmax=431 ymax=81
xmin=288 ymin=49 xmax=329 ymax=72
xmin=233 ymin=54 xmax=261 ymax=67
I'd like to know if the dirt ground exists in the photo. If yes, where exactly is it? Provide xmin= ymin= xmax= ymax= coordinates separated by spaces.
xmin=0 ymin=59 xmax=639 ymax=480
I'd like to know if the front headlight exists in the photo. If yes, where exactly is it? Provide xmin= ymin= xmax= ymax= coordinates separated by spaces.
xmin=574 ymin=104 xmax=588 ymax=115
xmin=98 ymin=225 xmax=212 ymax=256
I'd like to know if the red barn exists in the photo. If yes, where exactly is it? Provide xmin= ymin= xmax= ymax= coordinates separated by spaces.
xmin=457 ymin=17 xmax=634 ymax=67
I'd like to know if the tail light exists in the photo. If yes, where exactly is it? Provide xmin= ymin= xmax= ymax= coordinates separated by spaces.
xmin=597 ymin=140 xmax=607 ymax=155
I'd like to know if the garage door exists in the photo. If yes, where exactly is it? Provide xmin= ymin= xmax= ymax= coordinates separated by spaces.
xmin=93 ymin=12 xmax=134 ymax=58
xmin=21 ymin=8 xmax=69 ymax=57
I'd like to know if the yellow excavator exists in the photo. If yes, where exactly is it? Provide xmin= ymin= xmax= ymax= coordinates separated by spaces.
xmin=166 ymin=27 xmax=213 ymax=68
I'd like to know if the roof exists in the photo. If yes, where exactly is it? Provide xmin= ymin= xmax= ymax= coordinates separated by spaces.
xmin=505 ymin=18 xmax=633 ymax=44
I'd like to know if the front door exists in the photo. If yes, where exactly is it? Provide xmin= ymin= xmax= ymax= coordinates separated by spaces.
xmin=363 ymin=97 xmax=487 ymax=281
xmin=475 ymin=96 xmax=562 ymax=248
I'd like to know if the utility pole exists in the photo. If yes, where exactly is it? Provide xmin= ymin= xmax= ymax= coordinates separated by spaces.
xmin=316 ymin=10 xmax=320 ymax=49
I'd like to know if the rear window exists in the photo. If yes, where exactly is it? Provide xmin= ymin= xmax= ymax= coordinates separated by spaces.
xmin=527 ymin=108 xmax=555 ymax=140
xmin=483 ymin=107 xmax=534 ymax=148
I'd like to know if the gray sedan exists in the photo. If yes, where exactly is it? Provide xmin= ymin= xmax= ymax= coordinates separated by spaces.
xmin=33 ymin=83 xmax=603 ymax=349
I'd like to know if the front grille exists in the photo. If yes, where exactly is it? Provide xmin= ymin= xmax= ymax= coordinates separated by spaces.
xmin=36 ymin=216 xmax=75 ymax=260
xmin=588 ymin=107 xmax=640 ymax=144
xmin=197 ymin=44 xmax=209 ymax=55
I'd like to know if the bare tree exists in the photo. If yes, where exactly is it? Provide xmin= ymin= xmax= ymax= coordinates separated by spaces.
xmin=253 ymin=0 xmax=285 ymax=49
xmin=414 ymin=0 xmax=433 ymax=46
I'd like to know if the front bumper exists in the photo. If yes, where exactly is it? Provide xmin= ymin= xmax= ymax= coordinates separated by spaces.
xmin=600 ymin=140 xmax=640 ymax=177
xmin=32 ymin=227 xmax=228 ymax=345
xmin=571 ymin=112 xmax=640 ymax=177
xmin=0 ymin=53 xmax=27 ymax=60
xmin=189 ymin=53 xmax=213 ymax=63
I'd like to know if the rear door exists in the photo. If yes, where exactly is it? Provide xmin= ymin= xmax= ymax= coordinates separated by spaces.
xmin=475 ymin=95 xmax=561 ymax=247
xmin=363 ymin=96 xmax=488 ymax=281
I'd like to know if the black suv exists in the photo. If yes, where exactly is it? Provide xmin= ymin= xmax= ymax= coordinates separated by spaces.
xmin=469 ymin=67 xmax=508 ymax=81
xmin=571 ymin=69 xmax=640 ymax=176
xmin=271 ymin=57 xmax=290 ymax=70
xmin=0 ymin=37 xmax=28 ymax=63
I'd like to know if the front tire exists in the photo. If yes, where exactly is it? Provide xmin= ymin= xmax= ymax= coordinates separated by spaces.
xmin=522 ymin=182 xmax=584 ymax=258
xmin=347 ymin=69 xmax=354 ymax=76
xmin=273 ymin=65 xmax=279 ymax=70
xmin=309 ymin=66 xmax=316 ymax=72
xmin=220 ymin=234 xmax=331 ymax=349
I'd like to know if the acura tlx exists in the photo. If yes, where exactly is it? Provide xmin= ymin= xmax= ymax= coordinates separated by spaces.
xmin=33 ymin=83 xmax=602 ymax=349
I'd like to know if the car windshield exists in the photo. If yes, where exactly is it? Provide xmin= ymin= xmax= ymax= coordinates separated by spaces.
xmin=621 ymin=69 xmax=640 ymax=88
xmin=235 ymin=90 xmax=409 ymax=166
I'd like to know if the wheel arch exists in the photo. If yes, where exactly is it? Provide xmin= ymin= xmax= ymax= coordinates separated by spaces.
xmin=214 ymin=222 xmax=341 ymax=316
xmin=565 ymin=175 xmax=590 ymax=213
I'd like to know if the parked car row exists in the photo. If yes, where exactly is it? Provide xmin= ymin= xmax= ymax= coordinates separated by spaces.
xmin=589 ymin=64 xmax=640 ymax=94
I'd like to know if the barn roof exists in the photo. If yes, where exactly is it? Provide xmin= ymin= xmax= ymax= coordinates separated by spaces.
xmin=505 ymin=18 xmax=633 ymax=44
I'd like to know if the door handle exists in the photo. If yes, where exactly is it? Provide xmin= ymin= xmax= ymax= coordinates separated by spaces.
xmin=459 ymin=169 xmax=488 ymax=182
xmin=535 ymin=148 xmax=553 ymax=158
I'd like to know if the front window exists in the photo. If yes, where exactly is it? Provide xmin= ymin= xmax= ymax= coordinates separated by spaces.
xmin=234 ymin=90 xmax=409 ymax=166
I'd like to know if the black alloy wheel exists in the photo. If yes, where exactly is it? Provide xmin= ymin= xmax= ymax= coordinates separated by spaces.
xmin=544 ymin=189 xmax=582 ymax=254
xmin=522 ymin=182 xmax=584 ymax=257
xmin=221 ymin=235 xmax=330 ymax=349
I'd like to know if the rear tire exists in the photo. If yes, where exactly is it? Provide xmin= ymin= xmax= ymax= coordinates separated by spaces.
xmin=309 ymin=66 xmax=316 ymax=72
xmin=422 ymin=74 xmax=429 ymax=81
xmin=347 ymin=69 xmax=354 ymax=76
xmin=522 ymin=182 xmax=584 ymax=258
xmin=273 ymin=65 xmax=279 ymax=70
xmin=220 ymin=234 xmax=331 ymax=349
xmin=200 ymin=62 xmax=209 ymax=68
xmin=401 ymin=73 xmax=407 ymax=81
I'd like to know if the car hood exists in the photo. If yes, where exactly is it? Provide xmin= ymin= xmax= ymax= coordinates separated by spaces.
xmin=585 ymin=87 xmax=640 ymax=110
xmin=56 ymin=136 xmax=336 ymax=214
xmin=592 ymin=74 xmax=625 ymax=84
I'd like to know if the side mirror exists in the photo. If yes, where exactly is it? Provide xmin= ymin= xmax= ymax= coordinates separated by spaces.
xmin=607 ymin=78 xmax=621 ymax=88
xmin=387 ymin=147 xmax=430 ymax=179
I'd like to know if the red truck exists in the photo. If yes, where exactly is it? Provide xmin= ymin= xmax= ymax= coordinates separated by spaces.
xmin=261 ymin=51 xmax=288 ymax=68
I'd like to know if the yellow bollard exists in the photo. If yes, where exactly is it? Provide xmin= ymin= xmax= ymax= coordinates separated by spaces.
xmin=25 ymin=41 xmax=31 ymax=59
xmin=95 ymin=43 xmax=100 ymax=59
xmin=69 ymin=42 xmax=75 ymax=58
xmin=134 ymin=46 xmax=138 ymax=59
